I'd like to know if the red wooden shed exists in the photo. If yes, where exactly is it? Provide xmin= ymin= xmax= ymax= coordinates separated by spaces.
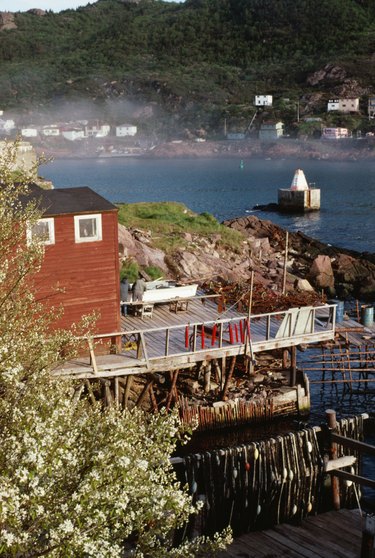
xmin=27 ymin=184 xmax=120 ymax=338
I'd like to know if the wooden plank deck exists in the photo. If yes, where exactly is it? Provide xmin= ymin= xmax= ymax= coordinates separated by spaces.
xmin=216 ymin=509 xmax=370 ymax=558
xmin=55 ymin=299 xmax=336 ymax=378
xmin=336 ymin=317 xmax=375 ymax=347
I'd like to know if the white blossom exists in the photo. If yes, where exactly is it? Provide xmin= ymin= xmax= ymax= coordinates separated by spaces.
xmin=0 ymin=140 xmax=232 ymax=558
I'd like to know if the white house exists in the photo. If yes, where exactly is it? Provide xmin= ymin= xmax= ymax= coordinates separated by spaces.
xmin=327 ymin=98 xmax=359 ymax=113
xmin=322 ymin=127 xmax=350 ymax=139
xmin=254 ymin=95 xmax=273 ymax=107
xmin=0 ymin=118 xmax=16 ymax=133
xmin=327 ymin=99 xmax=340 ymax=111
xmin=62 ymin=128 xmax=85 ymax=141
xmin=21 ymin=127 xmax=38 ymax=138
xmin=115 ymin=124 xmax=137 ymax=137
xmin=84 ymin=123 xmax=111 ymax=138
xmin=42 ymin=125 xmax=60 ymax=136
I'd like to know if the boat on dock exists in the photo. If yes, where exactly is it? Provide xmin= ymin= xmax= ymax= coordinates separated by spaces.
xmin=142 ymin=280 xmax=198 ymax=304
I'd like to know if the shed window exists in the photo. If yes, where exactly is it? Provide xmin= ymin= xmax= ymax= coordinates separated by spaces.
xmin=28 ymin=218 xmax=55 ymax=245
xmin=74 ymin=214 xmax=102 ymax=243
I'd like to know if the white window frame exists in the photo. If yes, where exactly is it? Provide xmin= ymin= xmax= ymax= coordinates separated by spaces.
xmin=74 ymin=214 xmax=102 ymax=243
xmin=27 ymin=217 xmax=55 ymax=245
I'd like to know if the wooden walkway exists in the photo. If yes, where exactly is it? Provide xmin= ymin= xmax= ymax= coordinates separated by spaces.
xmin=216 ymin=509 xmax=370 ymax=558
xmin=55 ymin=298 xmax=336 ymax=379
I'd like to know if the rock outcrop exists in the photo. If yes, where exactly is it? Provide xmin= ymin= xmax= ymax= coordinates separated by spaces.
xmin=0 ymin=12 xmax=16 ymax=31
xmin=27 ymin=9 xmax=46 ymax=16
xmin=306 ymin=63 xmax=347 ymax=87
xmin=224 ymin=215 xmax=375 ymax=301
xmin=118 ymin=214 xmax=375 ymax=301
xmin=308 ymin=255 xmax=335 ymax=293
xmin=118 ymin=224 xmax=169 ymax=273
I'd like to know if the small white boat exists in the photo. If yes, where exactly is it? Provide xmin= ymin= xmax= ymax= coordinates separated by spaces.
xmin=142 ymin=280 xmax=198 ymax=303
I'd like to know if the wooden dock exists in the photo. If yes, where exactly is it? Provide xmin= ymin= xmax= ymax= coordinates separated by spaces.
xmin=216 ymin=509 xmax=371 ymax=558
xmin=55 ymin=298 xmax=336 ymax=378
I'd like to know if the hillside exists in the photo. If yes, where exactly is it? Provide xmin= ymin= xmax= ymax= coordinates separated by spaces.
xmin=1 ymin=0 xmax=375 ymax=137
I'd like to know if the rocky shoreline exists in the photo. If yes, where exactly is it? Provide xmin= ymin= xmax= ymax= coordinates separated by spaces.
xmin=146 ymin=138 xmax=375 ymax=162
xmin=118 ymin=213 xmax=375 ymax=303
xmin=38 ymin=137 xmax=375 ymax=162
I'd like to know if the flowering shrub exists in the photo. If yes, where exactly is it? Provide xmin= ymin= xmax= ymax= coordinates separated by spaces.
xmin=0 ymin=141 xmax=232 ymax=557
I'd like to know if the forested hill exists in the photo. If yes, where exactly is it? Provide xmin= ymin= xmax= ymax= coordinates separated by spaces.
xmin=1 ymin=0 xmax=375 ymax=135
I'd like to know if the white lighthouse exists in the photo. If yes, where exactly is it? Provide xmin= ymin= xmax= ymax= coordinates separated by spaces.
xmin=278 ymin=169 xmax=320 ymax=212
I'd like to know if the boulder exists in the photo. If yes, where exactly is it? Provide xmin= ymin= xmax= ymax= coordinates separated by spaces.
xmin=294 ymin=278 xmax=315 ymax=292
xmin=308 ymin=255 xmax=335 ymax=291
xmin=118 ymin=224 xmax=168 ymax=272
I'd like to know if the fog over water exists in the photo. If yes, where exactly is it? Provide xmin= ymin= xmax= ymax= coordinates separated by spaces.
xmin=41 ymin=156 xmax=375 ymax=253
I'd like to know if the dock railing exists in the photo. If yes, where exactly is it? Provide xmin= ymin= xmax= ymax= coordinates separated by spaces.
xmin=322 ymin=409 xmax=375 ymax=558
xmin=74 ymin=304 xmax=336 ymax=375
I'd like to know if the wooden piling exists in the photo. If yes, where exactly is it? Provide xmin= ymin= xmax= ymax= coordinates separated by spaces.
xmin=282 ymin=231 xmax=289 ymax=295
xmin=149 ymin=384 xmax=159 ymax=413
xmin=325 ymin=409 xmax=341 ymax=511
xmin=361 ymin=513 xmax=375 ymax=558
xmin=166 ymin=369 xmax=179 ymax=412
xmin=136 ymin=377 xmax=153 ymax=408
xmin=282 ymin=348 xmax=289 ymax=369
xmin=204 ymin=363 xmax=211 ymax=393
xmin=222 ymin=356 xmax=236 ymax=401
xmin=290 ymin=345 xmax=297 ymax=387
xmin=124 ymin=374 xmax=133 ymax=409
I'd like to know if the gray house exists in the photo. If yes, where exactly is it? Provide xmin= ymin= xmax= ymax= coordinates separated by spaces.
xmin=259 ymin=121 xmax=284 ymax=141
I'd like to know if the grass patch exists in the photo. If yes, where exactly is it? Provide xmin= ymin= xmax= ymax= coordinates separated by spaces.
xmin=117 ymin=202 xmax=243 ymax=253
xmin=120 ymin=259 xmax=139 ymax=283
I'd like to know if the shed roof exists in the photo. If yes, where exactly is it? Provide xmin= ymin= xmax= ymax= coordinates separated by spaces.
xmin=26 ymin=184 xmax=117 ymax=216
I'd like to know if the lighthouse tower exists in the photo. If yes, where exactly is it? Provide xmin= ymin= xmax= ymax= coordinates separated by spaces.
xmin=290 ymin=169 xmax=309 ymax=191
xmin=278 ymin=169 xmax=320 ymax=212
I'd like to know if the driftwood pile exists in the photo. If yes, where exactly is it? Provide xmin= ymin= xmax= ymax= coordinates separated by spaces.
xmin=202 ymin=278 xmax=325 ymax=315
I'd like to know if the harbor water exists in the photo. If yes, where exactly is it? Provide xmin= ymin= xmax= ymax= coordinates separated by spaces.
xmin=41 ymin=156 xmax=375 ymax=507
xmin=41 ymin=157 xmax=375 ymax=253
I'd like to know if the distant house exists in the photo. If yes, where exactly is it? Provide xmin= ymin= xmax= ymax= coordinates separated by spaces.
xmin=0 ymin=118 xmax=16 ymax=134
xmin=226 ymin=133 xmax=246 ymax=140
xmin=26 ymin=185 xmax=121 ymax=337
xmin=322 ymin=127 xmax=350 ymax=139
xmin=327 ymin=98 xmax=359 ymax=113
xmin=368 ymin=97 xmax=375 ymax=120
xmin=116 ymin=124 xmax=137 ymax=137
xmin=255 ymin=95 xmax=273 ymax=107
xmin=62 ymin=128 xmax=85 ymax=141
xmin=42 ymin=125 xmax=61 ymax=136
xmin=21 ymin=127 xmax=38 ymax=138
xmin=85 ymin=122 xmax=111 ymax=138
xmin=0 ymin=141 xmax=37 ymax=174
xmin=259 ymin=121 xmax=284 ymax=141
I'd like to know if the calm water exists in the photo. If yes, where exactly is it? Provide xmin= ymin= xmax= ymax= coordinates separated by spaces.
xmin=41 ymin=156 xmax=374 ymax=503
xmin=41 ymin=157 xmax=375 ymax=253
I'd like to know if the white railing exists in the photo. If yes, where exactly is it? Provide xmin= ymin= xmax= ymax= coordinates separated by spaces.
xmin=81 ymin=304 xmax=336 ymax=371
